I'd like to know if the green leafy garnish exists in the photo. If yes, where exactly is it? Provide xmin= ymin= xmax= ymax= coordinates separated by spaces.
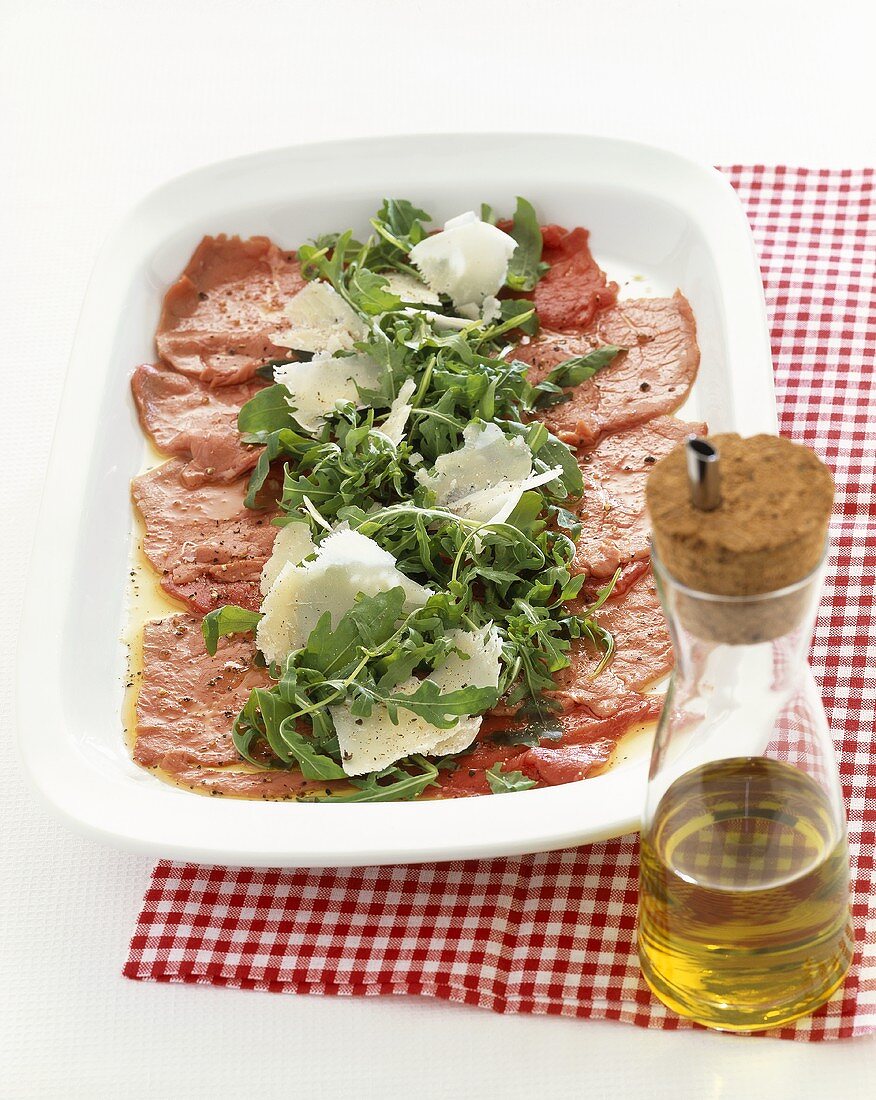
xmin=300 ymin=756 xmax=439 ymax=803
xmin=371 ymin=199 xmax=431 ymax=250
xmin=348 ymin=269 xmax=403 ymax=315
xmin=485 ymin=763 xmax=538 ymax=793
xmin=238 ymin=384 xmax=298 ymax=434
xmin=506 ymin=197 xmax=550 ymax=292
xmin=198 ymin=196 xmax=623 ymax=801
xmin=202 ymin=606 xmax=262 ymax=656
xmin=531 ymin=346 xmax=623 ymax=410
xmin=488 ymin=722 xmax=564 ymax=748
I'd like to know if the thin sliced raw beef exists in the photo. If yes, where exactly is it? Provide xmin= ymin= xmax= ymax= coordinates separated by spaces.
xmin=572 ymin=415 xmax=706 ymax=579
xmin=156 ymin=235 xmax=305 ymax=386
xmin=131 ymin=460 xmax=279 ymax=612
xmin=135 ymin=615 xmax=325 ymax=799
xmin=517 ymin=292 xmax=700 ymax=446
xmin=131 ymin=363 xmax=264 ymax=487
xmin=433 ymin=742 xmax=533 ymax=797
xmin=549 ymin=570 xmax=672 ymax=718
xmin=522 ymin=740 xmax=615 ymax=785
xmin=168 ymin=767 xmax=315 ymax=799
xmin=518 ymin=694 xmax=663 ymax=784
xmin=534 ymin=224 xmax=620 ymax=331
xmin=135 ymin=614 xmax=271 ymax=772
xmin=580 ymin=559 xmax=651 ymax=603
xmin=438 ymin=694 xmax=663 ymax=795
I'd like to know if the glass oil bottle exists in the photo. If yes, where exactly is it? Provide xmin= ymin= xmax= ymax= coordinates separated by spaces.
xmin=638 ymin=434 xmax=853 ymax=1031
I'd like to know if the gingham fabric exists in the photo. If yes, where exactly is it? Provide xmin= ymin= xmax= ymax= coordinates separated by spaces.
xmin=125 ymin=167 xmax=876 ymax=1040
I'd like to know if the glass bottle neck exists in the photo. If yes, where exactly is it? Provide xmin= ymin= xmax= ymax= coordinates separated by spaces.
xmin=653 ymin=552 xmax=826 ymax=687
xmin=646 ymin=551 xmax=834 ymax=800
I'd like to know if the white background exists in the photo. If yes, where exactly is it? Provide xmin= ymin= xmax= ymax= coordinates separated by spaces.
xmin=2 ymin=1 xmax=875 ymax=1096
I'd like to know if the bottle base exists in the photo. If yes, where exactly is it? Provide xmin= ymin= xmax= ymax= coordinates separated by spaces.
xmin=639 ymin=936 xmax=853 ymax=1032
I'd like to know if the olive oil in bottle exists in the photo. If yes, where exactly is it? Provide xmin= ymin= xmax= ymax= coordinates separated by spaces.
xmin=638 ymin=757 xmax=852 ymax=1031
xmin=641 ymin=434 xmax=853 ymax=1030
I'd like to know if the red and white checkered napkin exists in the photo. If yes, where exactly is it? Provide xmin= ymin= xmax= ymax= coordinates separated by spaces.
xmin=125 ymin=167 xmax=876 ymax=1040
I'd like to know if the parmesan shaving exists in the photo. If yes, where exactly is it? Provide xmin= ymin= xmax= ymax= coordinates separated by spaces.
xmin=271 ymin=281 xmax=367 ymax=353
xmin=256 ymin=529 xmax=431 ymax=666
xmin=379 ymin=378 xmax=417 ymax=445
xmin=260 ymin=523 xmax=315 ymax=595
xmin=381 ymin=271 xmax=440 ymax=305
xmin=408 ymin=211 xmax=517 ymax=314
xmin=417 ymin=422 xmax=562 ymax=526
xmin=273 ymin=352 xmax=383 ymax=432
xmin=331 ymin=627 xmax=503 ymax=775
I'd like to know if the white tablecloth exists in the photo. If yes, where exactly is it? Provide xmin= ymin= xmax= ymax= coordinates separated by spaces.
xmin=2 ymin=1 xmax=875 ymax=1095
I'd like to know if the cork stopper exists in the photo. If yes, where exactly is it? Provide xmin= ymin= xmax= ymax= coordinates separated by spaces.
xmin=647 ymin=434 xmax=833 ymax=642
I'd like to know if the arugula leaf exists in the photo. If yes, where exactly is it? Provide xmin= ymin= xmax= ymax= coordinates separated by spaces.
xmin=249 ymin=688 xmax=297 ymax=764
xmin=547 ymin=345 xmax=622 ymax=387
xmin=350 ymin=679 xmax=500 ymax=729
xmin=485 ymin=763 xmax=538 ymax=793
xmin=488 ymin=722 xmax=564 ymax=748
xmin=505 ymin=197 xmax=549 ymax=292
xmin=202 ymin=606 xmax=262 ymax=656
xmin=379 ymin=199 xmax=431 ymax=241
xmin=300 ymin=589 xmax=408 ymax=679
xmin=502 ymin=421 xmax=582 ymax=499
xmin=581 ymin=567 xmax=621 ymax=615
xmin=277 ymin=716 xmax=347 ymax=780
xmin=480 ymin=202 xmax=497 ymax=226
xmin=348 ymin=269 xmax=403 ymax=315
xmin=229 ymin=688 xmax=346 ymax=777
xmin=302 ymin=756 xmax=438 ymax=803
xmin=230 ymin=692 xmax=269 ymax=766
xmin=297 ymin=229 xmax=356 ymax=289
xmin=531 ymin=346 xmax=623 ymax=410
xmin=279 ymin=418 xmax=414 ymax=521
xmin=536 ymin=436 xmax=584 ymax=497
xmin=244 ymin=426 xmax=317 ymax=508
xmin=238 ymin=384 xmax=295 ymax=434
xmin=499 ymin=298 xmax=539 ymax=337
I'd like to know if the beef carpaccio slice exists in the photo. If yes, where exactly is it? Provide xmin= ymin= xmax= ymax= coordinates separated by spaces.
xmin=131 ymin=363 xmax=264 ymax=487
xmin=438 ymin=696 xmax=663 ymax=796
xmin=572 ymin=415 xmax=706 ymax=579
xmin=134 ymin=614 xmax=317 ymax=799
xmin=516 ymin=292 xmax=699 ymax=446
xmin=135 ymin=614 xmax=270 ymax=771
xmin=131 ymin=460 xmax=278 ymax=613
xmin=168 ymin=766 xmax=313 ymax=799
xmin=533 ymin=224 xmax=620 ymax=331
xmin=156 ymin=235 xmax=305 ymax=386
xmin=549 ymin=570 xmax=672 ymax=718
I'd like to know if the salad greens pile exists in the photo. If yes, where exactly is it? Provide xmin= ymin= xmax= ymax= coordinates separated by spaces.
xmin=203 ymin=198 xmax=622 ymax=801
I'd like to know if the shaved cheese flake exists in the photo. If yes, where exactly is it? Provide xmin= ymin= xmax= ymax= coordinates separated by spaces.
xmin=381 ymin=271 xmax=440 ymax=305
xmin=409 ymin=211 xmax=517 ymax=314
xmin=331 ymin=627 xmax=503 ymax=775
xmin=417 ymin=422 xmax=562 ymax=526
xmin=260 ymin=523 xmax=315 ymax=595
xmin=272 ymin=281 xmax=367 ymax=353
xmin=256 ymin=529 xmax=431 ymax=666
xmin=378 ymin=378 xmax=417 ymax=445
xmin=274 ymin=352 xmax=383 ymax=432
xmin=300 ymin=494 xmax=333 ymax=532
xmin=456 ymin=295 xmax=501 ymax=324
xmin=482 ymin=295 xmax=502 ymax=324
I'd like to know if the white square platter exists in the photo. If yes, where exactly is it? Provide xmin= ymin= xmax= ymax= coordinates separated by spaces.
xmin=15 ymin=134 xmax=775 ymax=866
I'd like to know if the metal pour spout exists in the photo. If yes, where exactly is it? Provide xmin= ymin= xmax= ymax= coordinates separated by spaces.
xmin=686 ymin=437 xmax=722 ymax=511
